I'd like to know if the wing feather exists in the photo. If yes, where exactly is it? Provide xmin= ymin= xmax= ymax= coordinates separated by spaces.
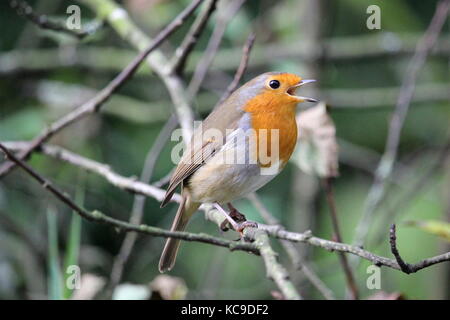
xmin=161 ymin=94 xmax=247 ymax=207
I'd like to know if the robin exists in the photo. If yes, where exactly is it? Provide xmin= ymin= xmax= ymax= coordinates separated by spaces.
xmin=159 ymin=72 xmax=317 ymax=272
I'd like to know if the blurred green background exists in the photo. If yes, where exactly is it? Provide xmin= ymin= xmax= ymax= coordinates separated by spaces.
xmin=0 ymin=0 xmax=449 ymax=300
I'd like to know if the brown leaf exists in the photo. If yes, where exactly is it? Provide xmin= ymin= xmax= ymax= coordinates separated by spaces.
xmin=294 ymin=102 xmax=339 ymax=178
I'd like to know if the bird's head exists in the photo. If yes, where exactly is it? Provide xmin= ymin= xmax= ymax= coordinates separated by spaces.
xmin=240 ymin=72 xmax=317 ymax=114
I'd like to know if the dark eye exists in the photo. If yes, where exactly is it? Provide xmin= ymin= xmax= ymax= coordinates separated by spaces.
xmin=269 ymin=80 xmax=280 ymax=89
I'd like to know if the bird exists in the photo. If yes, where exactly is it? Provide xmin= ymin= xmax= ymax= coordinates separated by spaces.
xmin=159 ymin=72 xmax=317 ymax=272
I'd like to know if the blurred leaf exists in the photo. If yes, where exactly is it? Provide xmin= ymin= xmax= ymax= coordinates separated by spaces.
xmin=405 ymin=220 xmax=450 ymax=242
xmin=112 ymin=283 xmax=151 ymax=300
xmin=47 ymin=207 xmax=63 ymax=300
xmin=293 ymin=102 xmax=339 ymax=178
xmin=150 ymin=275 xmax=187 ymax=300
xmin=63 ymin=170 xmax=85 ymax=299
xmin=71 ymin=273 xmax=105 ymax=300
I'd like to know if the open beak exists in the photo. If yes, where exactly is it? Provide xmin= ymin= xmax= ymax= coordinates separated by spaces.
xmin=286 ymin=79 xmax=318 ymax=102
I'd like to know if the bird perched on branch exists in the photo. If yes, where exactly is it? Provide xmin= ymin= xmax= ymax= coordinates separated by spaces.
xmin=159 ymin=72 xmax=317 ymax=272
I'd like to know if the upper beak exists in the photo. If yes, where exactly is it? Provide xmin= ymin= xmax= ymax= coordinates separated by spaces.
xmin=287 ymin=79 xmax=318 ymax=102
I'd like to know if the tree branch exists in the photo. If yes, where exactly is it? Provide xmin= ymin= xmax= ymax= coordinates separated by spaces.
xmin=81 ymin=0 xmax=198 ymax=143
xmin=215 ymin=31 xmax=255 ymax=107
xmin=9 ymin=0 xmax=94 ymax=39
xmin=0 ymin=0 xmax=204 ymax=178
xmin=188 ymin=0 xmax=247 ymax=98
xmin=248 ymin=193 xmax=335 ymax=300
xmin=170 ymin=0 xmax=219 ymax=76
xmin=354 ymin=0 xmax=450 ymax=247
xmin=2 ymin=142 xmax=175 ymax=203
xmin=253 ymin=230 xmax=302 ymax=300
xmin=107 ymin=116 xmax=178 ymax=294
xmin=322 ymin=178 xmax=359 ymax=299
xmin=4 ymin=142 xmax=449 ymax=275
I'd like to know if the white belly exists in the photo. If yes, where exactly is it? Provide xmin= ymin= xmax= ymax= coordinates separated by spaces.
xmin=186 ymin=131 xmax=284 ymax=204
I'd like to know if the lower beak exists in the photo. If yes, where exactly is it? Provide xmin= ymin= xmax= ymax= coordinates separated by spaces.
xmin=287 ymin=79 xmax=318 ymax=102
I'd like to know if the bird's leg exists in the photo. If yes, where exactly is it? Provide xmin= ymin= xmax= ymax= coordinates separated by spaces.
xmin=214 ymin=203 xmax=258 ymax=235
xmin=214 ymin=203 xmax=240 ymax=231
xmin=227 ymin=203 xmax=247 ymax=224
xmin=226 ymin=203 xmax=258 ymax=232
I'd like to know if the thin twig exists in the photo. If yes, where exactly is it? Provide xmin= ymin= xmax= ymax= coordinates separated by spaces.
xmin=248 ymin=193 xmax=335 ymax=300
xmin=373 ymin=139 xmax=450 ymax=246
xmin=253 ymin=230 xmax=302 ymax=300
xmin=82 ymin=0 xmax=198 ymax=143
xmin=389 ymin=224 xmax=412 ymax=274
xmin=188 ymin=0 xmax=247 ymax=98
xmin=170 ymin=0 xmax=219 ymax=76
xmin=322 ymin=178 xmax=359 ymax=299
xmin=9 ymin=0 xmax=92 ymax=39
xmin=107 ymin=116 xmax=178 ymax=293
xmin=0 ymin=0 xmax=204 ymax=178
xmin=3 ymin=142 xmax=175 ymax=203
xmin=388 ymin=224 xmax=448 ymax=274
xmin=354 ymin=0 xmax=450 ymax=247
xmin=215 ymin=32 xmax=255 ymax=107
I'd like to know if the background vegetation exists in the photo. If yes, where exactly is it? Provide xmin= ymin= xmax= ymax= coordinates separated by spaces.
xmin=0 ymin=0 xmax=449 ymax=299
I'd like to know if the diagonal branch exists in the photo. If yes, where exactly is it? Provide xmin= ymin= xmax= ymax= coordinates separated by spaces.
xmin=2 ymin=141 xmax=175 ymax=203
xmin=188 ymin=0 xmax=247 ymax=98
xmin=354 ymin=0 xmax=450 ymax=247
xmin=107 ymin=116 xmax=178 ymax=293
xmin=248 ymin=193 xmax=335 ymax=300
xmin=170 ymin=0 xmax=219 ymax=76
xmin=0 ymin=0 xmax=204 ymax=179
xmin=253 ymin=230 xmax=302 ymax=300
xmin=82 ymin=0 xmax=199 ymax=143
xmin=322 ymin=178 xmax=359 ymax=299
xmin=215 ymin=31 xmax=255 ymax=107
xmin=9 ymin=0 xmax=94 ymax=39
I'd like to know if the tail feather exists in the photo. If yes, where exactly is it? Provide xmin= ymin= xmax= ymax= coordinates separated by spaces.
xmin=159 ymin=192 xmax=199 ymax=272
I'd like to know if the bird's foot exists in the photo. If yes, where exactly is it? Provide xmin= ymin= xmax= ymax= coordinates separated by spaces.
xmin=220 ymin=207 xmax=246 ymax=231
xmin=220 ymin=206 xmax=258 ymax=237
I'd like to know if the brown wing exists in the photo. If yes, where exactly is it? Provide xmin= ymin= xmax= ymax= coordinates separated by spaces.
xmin=161 ymin=94 xmax=246 ymax=207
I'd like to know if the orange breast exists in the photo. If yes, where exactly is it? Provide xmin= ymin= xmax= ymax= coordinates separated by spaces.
xmin=243 ymin=91 xmax=298 ymax=168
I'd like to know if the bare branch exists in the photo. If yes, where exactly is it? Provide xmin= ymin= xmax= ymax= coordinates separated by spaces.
xmin=322 ymin=178 xmax=359 ymax=299
xmin=389 ymin=224 xmax=450 ymax=274
xmin=354 ymin=0 xmax=450 ymax=247
xmin=2 ymin=142 xmax=175 ymax=203
xmin=215 ymin=32 xmax=255 ymax=107
xmin=0 ymin=0 xmax=204 ymax=178
xmin=171 ymin=0 xmax=219 ymax=76
xmin=107 ymin=116 xmax=178 ymax=293
xmin=253 ymin=230 xmax=302 ymax=300
xmin=82 ymin=0 xmax=198 ymax=143
xmin=9 ymin=0 xmax=93 ymax=39
xmin=248 ymin=193 xmax=335 ymax=300
xmin=188 ymin=0 xmax=247 ymax=98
